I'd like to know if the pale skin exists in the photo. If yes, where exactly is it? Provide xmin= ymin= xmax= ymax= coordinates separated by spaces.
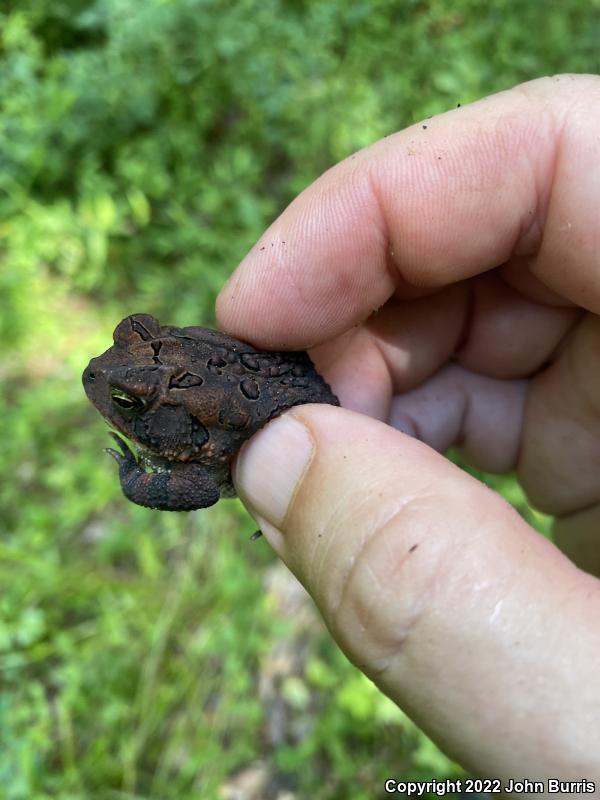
xmin=216 ymin=75 xmax=600 ymax=780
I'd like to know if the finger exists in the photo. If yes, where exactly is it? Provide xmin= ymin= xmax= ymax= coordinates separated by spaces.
xmin=309 ymin=285 xmax=468 ymax=418
xmin=234 ymin=405 xmax=600 ymax=778
xmin=518 ymin=313 xmax=600 ymax=515
xmin=454 ymin=272 xmax=580 ymax=379
xmin=314 ymin=314 xmax=530 ymax=474
xmin=217 ymin=74 xmax=600 ymax=349
xmin=389 ymin=363 xmax=527 ymax=473
xmin=312 ymin=276 xmax=577 ymax=417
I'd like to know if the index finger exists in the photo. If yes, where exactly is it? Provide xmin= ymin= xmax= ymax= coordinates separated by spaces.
xmin=217 ymin=74 xmax=600 ymax=349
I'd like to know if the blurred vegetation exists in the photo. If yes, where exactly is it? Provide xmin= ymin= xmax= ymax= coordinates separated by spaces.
xmin=0 ymin=0 xmax=596 ymax=797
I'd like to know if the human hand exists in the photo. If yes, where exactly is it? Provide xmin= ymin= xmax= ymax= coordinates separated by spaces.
xmin=216 ymin=75 xmax=600 ymax=779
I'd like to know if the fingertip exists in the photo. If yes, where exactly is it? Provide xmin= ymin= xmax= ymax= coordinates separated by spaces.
xmin=234 ymin=411 xmax=316 ymax=532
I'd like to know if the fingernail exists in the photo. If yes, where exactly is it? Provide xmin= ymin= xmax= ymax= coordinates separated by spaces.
xmin=234 ymin=413 xmax=314 ymax=528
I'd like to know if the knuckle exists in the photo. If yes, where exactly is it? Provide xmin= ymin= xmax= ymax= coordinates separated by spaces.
xmin=324 ymin=497 xmax=457 ymax=678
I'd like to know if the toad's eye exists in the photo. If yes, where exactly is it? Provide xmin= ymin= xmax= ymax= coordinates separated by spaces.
xmin=111 ymin=390 xmax=145 ymax=416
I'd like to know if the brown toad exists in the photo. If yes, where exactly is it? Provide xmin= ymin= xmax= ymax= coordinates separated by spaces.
xmin=82 ymin=314 xmax=338 ymax=511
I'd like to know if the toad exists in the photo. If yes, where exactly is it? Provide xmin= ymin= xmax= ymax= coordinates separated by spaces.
xmin=82 ymin=314 xmax=338 ymax=511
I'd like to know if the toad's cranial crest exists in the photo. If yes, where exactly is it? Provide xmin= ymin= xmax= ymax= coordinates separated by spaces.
xmin=82 ymin=313 xmax=339 ymax=511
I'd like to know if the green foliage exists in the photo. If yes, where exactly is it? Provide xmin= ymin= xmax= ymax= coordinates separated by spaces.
xmin=0 ymin=0 xmax=596 ymax=796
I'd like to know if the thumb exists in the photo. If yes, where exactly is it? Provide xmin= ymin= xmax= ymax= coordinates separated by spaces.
xmin=234 ymin=405 xmax=600 ymax=779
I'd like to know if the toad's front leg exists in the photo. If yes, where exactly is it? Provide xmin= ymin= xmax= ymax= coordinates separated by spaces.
xmin=105 ymin=433 xmax=220 ymax=511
